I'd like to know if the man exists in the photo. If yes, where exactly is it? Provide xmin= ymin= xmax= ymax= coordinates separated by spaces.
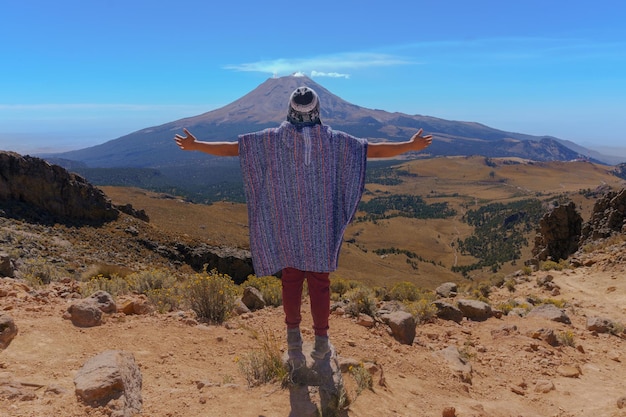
xmin=174 ymin=86 xmax=432 ymax=364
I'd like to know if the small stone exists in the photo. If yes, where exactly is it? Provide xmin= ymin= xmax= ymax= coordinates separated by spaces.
xmin=442 ymin=406 xmax=456 ymax=417
xmin=534 ymin=379 xmax=555 ymax=393
xmin=356 ymin=314 xmax=375 ymax=328
xmin=557 ymin=365 xmax=580 ymax=378
xmin=510 ymin=384 xmax=526 ymax=395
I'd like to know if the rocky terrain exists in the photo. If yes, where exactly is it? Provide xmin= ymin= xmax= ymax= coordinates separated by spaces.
xmin=2 ymin=152 xmax=626 ymax=417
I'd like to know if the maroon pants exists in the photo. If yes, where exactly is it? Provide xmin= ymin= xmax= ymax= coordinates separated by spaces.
xmin=281 ymin=267 xmax=330 ymax=337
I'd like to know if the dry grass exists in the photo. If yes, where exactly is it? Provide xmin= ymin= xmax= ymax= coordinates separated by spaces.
xmin=99 ymin=156 xmax=626 ymax=290
xmin=101 ymin=186 xmax=250 ymax=248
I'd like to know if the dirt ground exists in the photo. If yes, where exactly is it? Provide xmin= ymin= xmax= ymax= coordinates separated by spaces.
xmin=2 ymin=249 xmax=626 ymax=417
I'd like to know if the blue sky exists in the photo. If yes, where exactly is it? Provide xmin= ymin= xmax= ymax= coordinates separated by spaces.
xmin=1 ymin=0 xmax=625 ymax=156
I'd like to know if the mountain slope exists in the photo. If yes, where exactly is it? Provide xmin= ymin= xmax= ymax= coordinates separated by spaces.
xmin=49 ymin=75 xmax=596 ymax=168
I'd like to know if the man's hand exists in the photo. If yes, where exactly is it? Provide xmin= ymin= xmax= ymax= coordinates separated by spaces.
xmin=408 ymin=128 xmax=433 ymax=151
xmin=174 ymin=128 xmax=198 ymax=151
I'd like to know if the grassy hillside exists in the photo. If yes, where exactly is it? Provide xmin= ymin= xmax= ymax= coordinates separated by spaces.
xmin=101 ymin=156 xmax=626 ymax=290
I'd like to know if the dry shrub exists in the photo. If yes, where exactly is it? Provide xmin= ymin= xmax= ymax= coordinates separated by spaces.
xmin=330 ymin=276 xmax=360 ymax=299
xmin=20 ymin=257 xmax=63 ymax=286
xmin=348 ymin=363 xmax=373 ymax=397
xmin=182 ymin=270 xmax=239 ymax=324
xmin=80 ymin=273 xmax=131 ymax=297
xmin=237 ymin=329 xmax=287 ymax=387
xmin=344 ymin=286 xmax=377 ymax=317
xmin=496 ymin=299 xmax=531 ymax=315
xmin=389 ymin=281 xmax=434 ymax=302
xmin=540 ymin=259 xmax=569 ymax=271
xmin=81 ymin=263 xmax=134 ymax=281
xmin=404 ymin=298 xmax=438 ymax=324
xmin=129 ymin=269 xmax=181 ymax=312
xmin=557 ymin=330 xmax=576 ymax=347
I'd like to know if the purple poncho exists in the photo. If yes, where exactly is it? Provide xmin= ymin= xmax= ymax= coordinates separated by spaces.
xmin=238 ymin=121 xmax=368 ymax=276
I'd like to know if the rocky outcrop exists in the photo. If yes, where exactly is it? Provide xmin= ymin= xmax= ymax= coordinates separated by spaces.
xmin=0 ymin=151 xmax=118 ymax=223
xmin=580 ymin=188 xmax=626 ymax=244
xmin=532 ymin=202 xmax=582 ymax=262
xmin=139 ymin=240 xmax=254 ymax=284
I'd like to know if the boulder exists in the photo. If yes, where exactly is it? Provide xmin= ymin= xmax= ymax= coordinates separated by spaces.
xmin=0 ymin=314 xmax=18 ymax=349
xmin=120 ymin=295 xmax=153 ymax=315
xmin=527 ymin=304 xmax=571 ymax=324
xmin=241 ymin=286 xmax=265 ymax=311
xmin=282 ymin=342 xmax=345 ymax=417
xmin=435 ymin=345 xmax=472 ymax=383
xmin=433 ymin=300 xmax=463 ymax=323
xmin=586 ymin=316 xmax=613 ymax=333
xmin=529 ymin=328 xmax=559 ymax=346
xmin=436 ymin=282 xmax=458 ymax=298
xmin=86 ymin=290 xmax=117 ymax=314
xmin=74 ymin=350 xmax=142 ymax=417
xmin=456 ymin=299 xmax=492 ymax=321
xmin=65 ymin=290 xmax=118 ymax=327
xmin=0 ymin=252 xmax=15 ymax=278
xmin=66 ymin=301 xmax=103 ymax=327
xmin=381 ymin=311 xmax=416 ymax=345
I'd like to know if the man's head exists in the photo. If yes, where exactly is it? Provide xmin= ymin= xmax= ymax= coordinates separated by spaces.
xmin=287 ymin=86 xmax=321 ymax=126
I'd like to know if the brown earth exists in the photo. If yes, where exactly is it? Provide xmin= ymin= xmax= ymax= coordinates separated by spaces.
xmin=2 ymin=156 xmax=626 ymax=417
xmin=2 ymin=240 xmax=626 ymax=417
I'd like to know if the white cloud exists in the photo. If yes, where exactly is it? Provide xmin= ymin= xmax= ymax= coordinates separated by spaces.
xmin=310 ymin=71 xmax=350 ymax=79
xmin=225 ymin=52 xmax=412 ymax=76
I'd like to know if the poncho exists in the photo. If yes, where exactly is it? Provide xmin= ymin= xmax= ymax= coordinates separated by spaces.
xmin=238 ymin=121 xmax=368 ymax=276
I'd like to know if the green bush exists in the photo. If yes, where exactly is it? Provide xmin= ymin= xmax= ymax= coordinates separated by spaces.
xmin=183 ymin=270 xmax=239 ymax=324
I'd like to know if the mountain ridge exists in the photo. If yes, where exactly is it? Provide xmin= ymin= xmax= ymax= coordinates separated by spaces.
xmin=46 ymin=75 xmax=606 ymax=169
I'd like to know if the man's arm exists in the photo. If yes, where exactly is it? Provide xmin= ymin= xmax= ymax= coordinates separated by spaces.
xmin=367 ymin=128 xmax=433 ymax=158
xmin=174 ymin=128 xmax=239 ymax=156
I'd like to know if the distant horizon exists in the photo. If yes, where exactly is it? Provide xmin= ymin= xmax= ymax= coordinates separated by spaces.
xmin=1 ymin=1 xmax=625 ymax=156
xmin=5 ymin=126 xmax=626 ymax=162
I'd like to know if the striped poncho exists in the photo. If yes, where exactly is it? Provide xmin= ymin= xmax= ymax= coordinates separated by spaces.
xmin=238 ymin=121 xmax=368 ymax=277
